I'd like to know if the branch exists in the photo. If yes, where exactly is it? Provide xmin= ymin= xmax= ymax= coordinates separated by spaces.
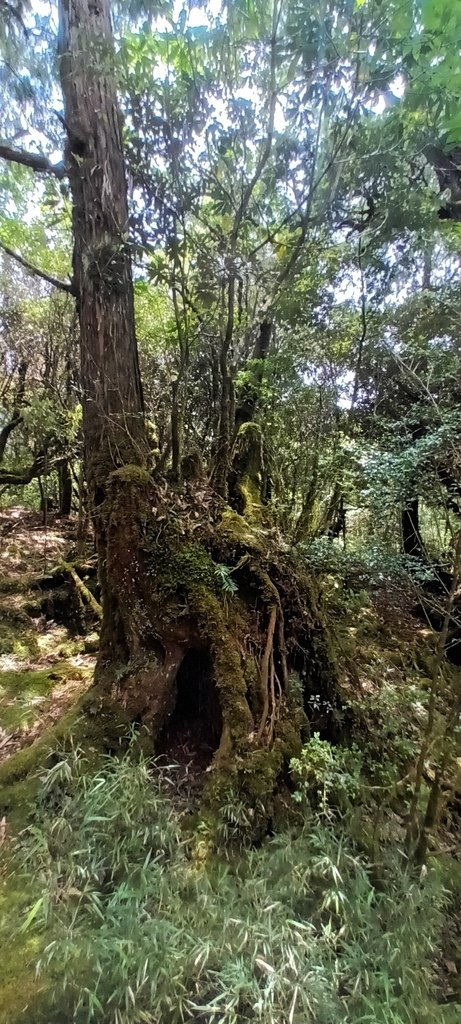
xmin=0 ymin=414 xmax=21 ymax=462
xmin=60 ymin=561 xmax=102 ymax=619
xmin=231 ymin=1 xmax=281 ymax=245
xmin=0 ymin=453 xmax=45 ymax=486
xmin=424 ymin=144 xmax=461 ymax=221
xmin=0 ymin=142 xmax=66 ymax=179
xmin=0 ymin=358 xmax=27 ymax=461
xmin=0 ymin=239 xmax=75 ymax=294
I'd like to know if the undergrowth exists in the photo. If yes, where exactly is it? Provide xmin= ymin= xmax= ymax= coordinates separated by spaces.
xmin=3 ymin=740 xmax=454 ymax=1024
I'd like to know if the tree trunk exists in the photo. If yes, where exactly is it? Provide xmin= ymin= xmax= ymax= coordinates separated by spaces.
xmin=211 ymin=275 xmax=235 ymax=498
xmin=58 ymin=0 xmax=147 ymax=504
xmin=58 ymin=0 xmax=153 ymax=675
xmin=58 ymin=459 xmax=73 ymax=517
xmin=56 ymin=0 xmax=339 ymax=818
xmin=402 ymin=497 xmax=425 ymax=560
xmin=229 ymin=320 xmax=272 ymax=519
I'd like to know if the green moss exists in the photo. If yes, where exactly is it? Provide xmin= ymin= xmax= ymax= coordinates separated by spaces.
xmin=0 ymin=575 xmax=34 ymax=596
xmin=83 ymin=632 xmax=99 ymax=654
xmin=0 ymin=661 xmax=90 ymax=735
xmin=187 ymin=582 xmax=253 ymax=750
xmin=168 ymin=546 xmax=217 ymax=592
xmin=0 ymin=666 xmax=60 ymax=699
xmin=56 ymin=638 xmax=86 ymax=658
xmin=235 ymin=471 xmax=264 ymax=524
xmin=109 ymin=464 xmax=151 ymax=487
xmin=0 ymin=866 xmax=49 ymax=1023
xmin=217 ymin=507 xmax=263 ymax=552
xmin=0 ymin=604 xmax=39 ymax=660
xmin=231 ymin=422 xmax=265 ymax=523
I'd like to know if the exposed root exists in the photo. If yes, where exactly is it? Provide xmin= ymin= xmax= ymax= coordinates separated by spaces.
xmin=256 ymin=605 xmax=277 ymax=743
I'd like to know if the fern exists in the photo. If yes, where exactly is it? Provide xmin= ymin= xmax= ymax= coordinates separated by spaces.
xmin=214 ymin=562 xmax=238 ymax=595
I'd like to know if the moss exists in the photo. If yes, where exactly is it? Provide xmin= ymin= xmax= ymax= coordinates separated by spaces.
xmin=83 ymin=631 xmax=100 ymax=654
xmin=244 ymin=658 xmax=262 ymax=719
xmin=168 ymin=546 xmax=218 ymax=593
xmin=187 ymin=582 xmax=253 ymax=750
xmin=237 ymin=475 xmax=263 ymax=520
xmin=0 ymin=660 xmax=90 ymax=730
xmin=217 ymin=507 xmax=264 ymax=554
xmin=109 ymin=464 xmax=151 ymax=487
xmin=56 ymin=638 xmax=86 ymax=658
xmin=239 ymin=746 xmax=282 ymax=799
xmin=0 ymin=665 xmax=63 ymax=699
xmin=0 ymin=604 xmax=39 ymax=660
xmin=0 ymin=574 xmax=34 ymax=596
xmin=0 ymin=866 xmax=49 ymax=1023
xmin=231 ymin=422 xmax=265 ymax=522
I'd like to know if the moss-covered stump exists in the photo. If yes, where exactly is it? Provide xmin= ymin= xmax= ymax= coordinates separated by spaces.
xmin=88 ymin=468 xmax=339 ymax=821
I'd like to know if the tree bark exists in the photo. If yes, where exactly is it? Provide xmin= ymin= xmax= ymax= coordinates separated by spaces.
xmin=228 ymin=320 xmax=272 ymax=519
xmin=58 ymin=0 xmax=151 ymax=679
xmin=0 ymin=358 xmax=27 ymax=462
xmin=58 ymin=0 xmax=148 ymax=503
xmin=402 ymin=497 xmax=425 ymax=561
xmin=233 ymin=320 xmax=272 ymax=433
xmin=58 ymin=458 xmax=73 ymax=517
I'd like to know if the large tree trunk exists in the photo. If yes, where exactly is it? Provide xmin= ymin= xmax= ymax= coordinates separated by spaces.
xmin=58 ymin=0 xmax=147 ymax=496
xmin=58 ymin=0 xmax=152 ymax=676
xmin=56 ymin=0 xmax=339 ymax=817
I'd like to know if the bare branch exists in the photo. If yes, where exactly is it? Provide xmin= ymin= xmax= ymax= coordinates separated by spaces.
xmin=0 ymin=142 xmax=66 ymax=179
xmin=0 ymin=453 xmax=45 ymax=486
xmin=0 ymin=239 xmax=75 ymax=294
xmin=0 ymin=358 xmax=28 ymax=463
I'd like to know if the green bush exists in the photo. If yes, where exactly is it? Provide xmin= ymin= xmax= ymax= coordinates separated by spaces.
xmin=7 ymin=743 xmax=452 ymax=1024
xmin=290 ymin=734 xmax=362 ymax=813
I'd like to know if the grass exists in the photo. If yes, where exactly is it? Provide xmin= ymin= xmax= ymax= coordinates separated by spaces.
xmin=2 ymin=740 xmax=455 ymax=1024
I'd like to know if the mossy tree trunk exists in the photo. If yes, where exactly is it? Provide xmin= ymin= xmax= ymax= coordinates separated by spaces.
xmin=56 ymin=0 xmax=339 ymax=813
xmin=229 ymin=320 xmax=272 ymax=521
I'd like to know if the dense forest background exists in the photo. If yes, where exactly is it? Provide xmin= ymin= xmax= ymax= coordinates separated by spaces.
xmin=0 ymin=0 xmax=461 ymax=1022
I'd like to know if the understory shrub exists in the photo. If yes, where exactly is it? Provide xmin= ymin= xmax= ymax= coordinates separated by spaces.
xmin=7 ymin=742 xmax=452 ymax=1024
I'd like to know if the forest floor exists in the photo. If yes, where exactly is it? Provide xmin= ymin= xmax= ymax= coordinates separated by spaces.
xmin=0 ymin=507 xmax=95 ymax=771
